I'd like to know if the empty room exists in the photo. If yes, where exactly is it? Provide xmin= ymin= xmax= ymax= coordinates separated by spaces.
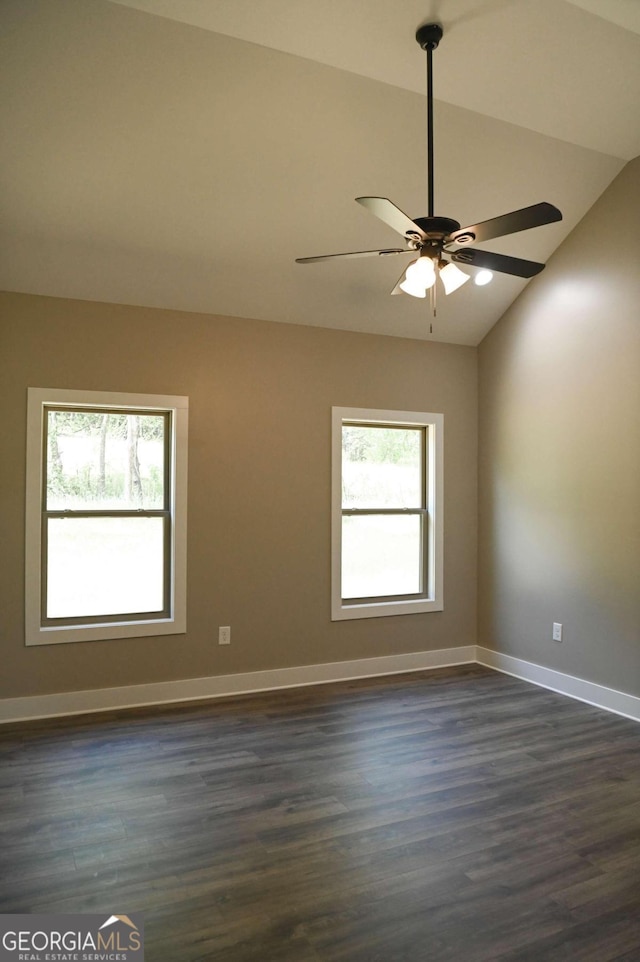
xmin=1 ymin=1 xmax=639 ymax=960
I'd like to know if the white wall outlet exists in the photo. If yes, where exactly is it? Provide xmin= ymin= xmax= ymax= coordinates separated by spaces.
xmin=218 ymin=626 xmax=231 ymax=645
xmin=552 ymin=622 xmax=563 ymax=642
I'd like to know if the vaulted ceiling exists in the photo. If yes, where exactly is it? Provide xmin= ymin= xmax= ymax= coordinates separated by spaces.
xmin=2 ymin=0 xmax=639 ymax=344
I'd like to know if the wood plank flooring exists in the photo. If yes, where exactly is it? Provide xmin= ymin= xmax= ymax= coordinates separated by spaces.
xmin=1 ymin=664 xmax=639 ymax=961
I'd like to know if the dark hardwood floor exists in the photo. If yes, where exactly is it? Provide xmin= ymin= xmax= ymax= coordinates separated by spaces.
xmin=1 ymin=664 xmax=639 ymax=961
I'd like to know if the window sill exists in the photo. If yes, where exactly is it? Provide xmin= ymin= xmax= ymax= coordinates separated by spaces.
xmin=25 ymin=615 xmax=186 ymax=646
xmin=332 ymin=596 xmax=443 ymax=621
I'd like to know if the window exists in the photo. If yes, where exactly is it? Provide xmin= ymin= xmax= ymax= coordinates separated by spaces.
xmin=25 ymin=388 xmax=188 ymax=645
xmin=332 ymin=407 xmax=443 ymax=620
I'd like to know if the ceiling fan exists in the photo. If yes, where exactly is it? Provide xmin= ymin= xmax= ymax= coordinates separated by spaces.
xmin=295 ymin=23 xmax=562 ymax=309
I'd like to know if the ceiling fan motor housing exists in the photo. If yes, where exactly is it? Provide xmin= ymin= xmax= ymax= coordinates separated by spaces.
xmin=412 ymin=216 xmax=460 ymax=238
xmin=408 ymin=216 xmax=461 ymax=255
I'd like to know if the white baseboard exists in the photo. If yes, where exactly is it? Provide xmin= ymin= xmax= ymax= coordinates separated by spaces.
xmin=477 ymin=647 xmax=640 ymax=723
xmin=2 ymin=645 xmax=637 ymax=725
xmin=0 ymin=646 xmax=476 ymax=724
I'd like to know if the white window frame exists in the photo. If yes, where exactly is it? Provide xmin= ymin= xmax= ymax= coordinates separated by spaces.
xmin=332 ymin=406 xmax=443 ymax=621
xmin=25 ymin=388 xmax=188 ymax=646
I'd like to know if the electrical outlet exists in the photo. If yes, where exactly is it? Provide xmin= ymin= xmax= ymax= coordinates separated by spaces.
xmin=552 ymin=622 xmax=563 ymax=642
xmin=218 ymin=626 xmax=231 ymax=645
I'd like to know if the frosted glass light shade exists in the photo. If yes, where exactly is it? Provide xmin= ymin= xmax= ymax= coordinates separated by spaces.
xmin=440 ymin=261 xmax=470 ymax=295
xmin=399 ymin=277 xmax=427 ymax=297
xmin=474 ymin=269 xmax=493 ymax=286
xmin=399 ymin=256 xmax=436 ymax=298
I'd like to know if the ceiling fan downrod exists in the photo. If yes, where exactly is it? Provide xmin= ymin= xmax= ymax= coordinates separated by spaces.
xmin=416 ymin=23 xmax=443 ymax=218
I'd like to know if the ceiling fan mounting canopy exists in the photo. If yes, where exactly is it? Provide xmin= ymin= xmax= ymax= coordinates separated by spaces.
xmin=295 ymin=21 xmax=562 ymax=303
xmin=415 ymin=23 xmax=443 ymax=51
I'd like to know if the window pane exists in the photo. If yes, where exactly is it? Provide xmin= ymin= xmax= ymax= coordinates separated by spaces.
xmin=342 ymin=425 xmax=423 ymax=508
xmin=342 ymin=514 xmax=422 ymax=599
xmin=46 ymin=410 xmax=166 ymax=510
xmin=46 ymin=517 xmax=165 ymax=618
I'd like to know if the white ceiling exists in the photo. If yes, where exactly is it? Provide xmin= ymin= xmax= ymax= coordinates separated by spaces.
xmin=1 ymin=0 xmax=638 ymax=344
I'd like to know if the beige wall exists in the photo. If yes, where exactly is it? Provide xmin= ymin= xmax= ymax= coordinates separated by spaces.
xmin=478 ymin=157 xmax=640 ymax=696
xmin=5 ymin=162 xmax=637 ymax=706
xmin=0 ymin=293 xmax=477 ymax=699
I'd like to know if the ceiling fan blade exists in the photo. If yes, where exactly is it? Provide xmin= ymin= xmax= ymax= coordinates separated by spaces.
xmin=390 ymin=267 xmax=407 ymax=296
xmin=447 ymin=202 xmax=562 ymax=248
xmin=356 ymin=197 xmax=428 ymax=241
xmin=296 ymin=248 xmax=406 ymax=264
xmin=451 ymin=248 xmax=545 ymax=278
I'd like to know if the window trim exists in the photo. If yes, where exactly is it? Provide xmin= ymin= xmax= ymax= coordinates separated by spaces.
xmin=331 ymin=407 xmax=443 ymax=621
xmin=25 ymin=388 xmax=188 ymax=646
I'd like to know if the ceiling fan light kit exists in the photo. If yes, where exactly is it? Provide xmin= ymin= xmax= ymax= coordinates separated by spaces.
xmin=296 ymin=23 xmax=562 ymax=318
